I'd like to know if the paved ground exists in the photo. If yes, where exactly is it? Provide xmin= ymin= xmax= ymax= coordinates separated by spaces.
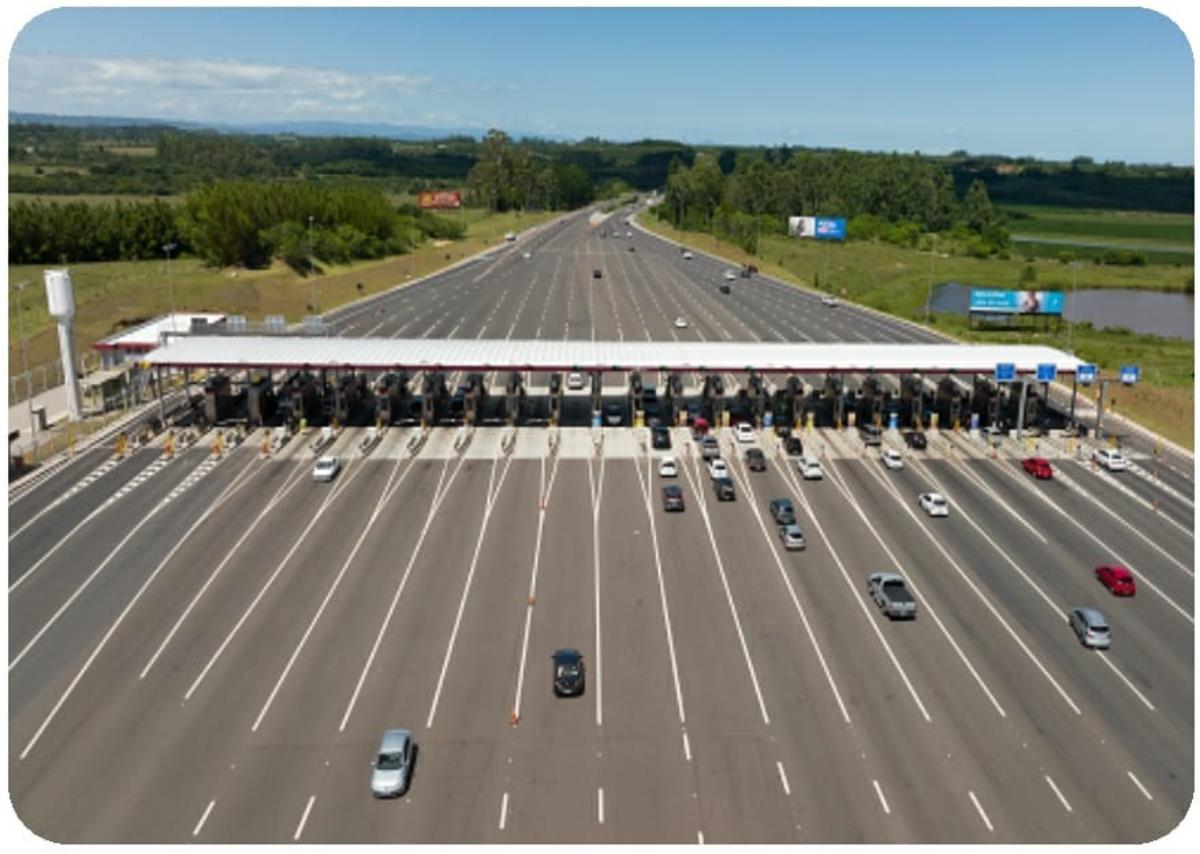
xmin=7 ymin=205 xmax=1193 ymax=843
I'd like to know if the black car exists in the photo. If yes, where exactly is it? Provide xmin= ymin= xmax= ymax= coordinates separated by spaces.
xmin=628 ymin=245 xmax=636 ymax=252
xmin=719 ymin=284 xmax=731 ymax=295
xmin=645 ymin=404 xmax=662 ymax=427
xmin=713 ymin=477 xmax=736 ymax=501
xmin=905 ymin=431 xmax=927 ymax=450
xmin=745 ymin=447 xmax=766 ymax=471
xmin=662 ymin=485 xmax=685 ymax=512
xmin=592 ymin=268 xmax=602 ymax=279
xmin=552 ymin=649 xmax=585 ymax=697
xmin=604 ymin=403 xmax=623 ymax=426
xmin=652 ymin=425 xmax=672 ymax=450
xmin=769 ymin=497 xmax=796 ymax=525
xmin=774 ymin=421 xmax=792 ymax=438
xmin=785 ymin=435 xmax=804 ymax=456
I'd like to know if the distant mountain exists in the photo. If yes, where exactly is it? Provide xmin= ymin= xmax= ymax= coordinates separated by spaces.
xmin=9 ymin=111 xmax=568 ymax=142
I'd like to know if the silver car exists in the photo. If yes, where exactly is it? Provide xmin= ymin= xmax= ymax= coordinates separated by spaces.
xmin=1069 ymin=607 xmax=1111 ymax=649
xmin=779 ymin=523 xmax=806 ymax=551
xmin=312 ymin=456 xmax=341 ymax=482
xmin=371 ymin=729 xmax=415 ymax=797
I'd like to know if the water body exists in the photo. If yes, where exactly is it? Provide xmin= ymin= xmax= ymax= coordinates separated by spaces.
xmin=930 ymin=282 xmax=1194 ymax=340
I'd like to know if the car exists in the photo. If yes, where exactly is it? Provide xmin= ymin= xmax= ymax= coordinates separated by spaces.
xmin=784 ymin=435 xmax=804 ymax=456
xmin=708 ymin=458 xmax=729 ymax=479
xmin=552 ymin=649 xmax=586 ymax=696
xmin=719 ymin=284 xmax=731 ymax=295
xmin=628 ymin=245 xmax=636 ymax=252
xmin=674 ymin=317 xmax=689 ymax=329
xmin=1068 ymin=607 xmax=1111 ymax=649
xmin=652 ymin=425 xmax=672 ymax=450
xmin=1095 ymin=565 xmax=1136 ymax=596
xmin=779 ymin=523 xmax=806 ymax=551
xmin=699 ymin=435 xmax=720 ymax=460
xmin=735 ymin=422 xmax=755 ymax=443
xmin=682 ymin=250 xmax=694 ymax=260
xmin=566 ymin=372 xmax=585 ymax=391
xmin=522 ymin=251 xmax=532 ymax=259
xmin=1093 ymin=448 xmax=1129 ymax=471
xmin=644 ymin=404 xmax=662 ymax=427
xmin=312 ymin=456 xmax=341 ymax=482
xmin=504 ymin=231 xmax=517 ymax=242
xmin=904 ymin=431 xmax=928 ymax=450
xmin=918 ymin=492 xmax=949 ymax=517
xmin=799 ymin=456 xmax=823 ymax=480
xmin=859 ymin=424 xmax=883 ymax=446
xmin=881 ymin=448 xmax=904 ymax=470
xmin=775 ymin=421 xmax=792 ymax=438
xmin=744 ymin=448 xmax=767 ymax=471
xmin=371 ymin=729 xmax=415 ymax=798
xmin=724 ymin=270 xmax=738 ymax=281
xmin=1023 ymin=457 xmax=1054 ymax=479
xmin=626 ymin=231 xmax=633 ymax=238
xmin=592 ymin=268 xmax=602 ymax=279
xmin=821 ymin=295 xmax=839 ymax=307
xmin=659 ymin=456 xmax=678 ymax=477
xmin=662 ymin=484 xmax=685 ymax=512
xmin=604 ymin=403 xmax=623 ymax=426
xmin=713 ymin=476 xmax=736 ymax=501
xmin=769 ymin=498 xmax=796 ymax=525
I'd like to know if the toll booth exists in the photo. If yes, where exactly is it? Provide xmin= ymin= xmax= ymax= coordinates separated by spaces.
xmin=335 ymin=372 xmax=369 ymax=425
xmin=548 ymin=372 xmax=563 ymax=425
xmin=662 ymin=373 xmax=682 ymax=425
xmin=375 ymin=371 xmax=409 ymax=424
xmin=204 ymin=374 xmax=235 ymax=424
xmin=746 ymin=370 xmax=767 ymax=426
xmin=590 ymin=371 xmax=603 ymax=415
xmin=463 ymin=372 xmax=487 ymax=425
xmin=628 ymin=371 xmax=644 ymax=424
xmin=823 ymin=373 xmax=844 ymax=427
xmin=505 ymin=371 xmax=525 ymax=424
xmin=247 ymin=373 xmax=276 ymax=426
xmin=970 ymin=375 xmax=1000 ymax=431
xmin=702 ymin=374 xmax=725 ymax=425
xmin=422 ymin=371 xmax=447 ymax=424
xmin=859 ymin=374 xmax=885 ymax=427
xmin=900 ymin=373 xmax=926 ymax=428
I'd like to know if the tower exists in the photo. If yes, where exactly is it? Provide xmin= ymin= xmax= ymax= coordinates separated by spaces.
xmin=43 ymin=268 xmax=83 ymax=421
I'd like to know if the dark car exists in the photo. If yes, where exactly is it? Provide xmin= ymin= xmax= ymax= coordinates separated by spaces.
xmin=652 ymin=425 xmax=672 ymax=450
xmin=785 ymin=436 xmax=804 ymax=456
xmin=592 ymin=268 xmax=602 ymax=279
xmin=628 ymin=245 xmax=636 ymax=252
xmin=552 ymin=649 xmax=586 ymax=696
xmin=905 ymin=431 xmax=927 ymax=450
xmin=662 ymin=485 xmax=685 ymax=512
xmin=604 ymin=403 xmax=623 ymax=426
xmin=769 ymin=497 xmax=796 ymax=525
xmin=713 ymin=477 xmax=736 ymax=501
xmin=719 ymin=284 xmax=731 ymax=295
xmin=745 ymin=447 xmax=766 ymax=471
xmin=775 ymin=421 xmax=792 ymax=438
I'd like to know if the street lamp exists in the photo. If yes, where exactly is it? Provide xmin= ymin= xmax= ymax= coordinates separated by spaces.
xmin=163 ymin=241 xmax=179 ymax=331
xmin=924 ymin=233 xmax=938 ymax=324
xmin=308 ymin=215 xmax=317 ymax=314
xmin=1067 ymin=260 xmax=1081 ymax=354
xmin=13 ymin=279 xmax=36 ymax=452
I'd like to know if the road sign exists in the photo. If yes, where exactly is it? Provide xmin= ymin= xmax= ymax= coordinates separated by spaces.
xmin=1076 ymin=363 xmax=1097 ymax=385
xmin=1119 ymin=365 xmax=1140 ymax=385
xmin=995 ymin=362 xmax=1016 ymax=383
xmin=1036 ymin=363 xmax=1057 ymax=383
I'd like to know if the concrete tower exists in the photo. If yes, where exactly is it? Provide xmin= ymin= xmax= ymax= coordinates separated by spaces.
xmin=43 ymin=268 xmax=83 ymax=421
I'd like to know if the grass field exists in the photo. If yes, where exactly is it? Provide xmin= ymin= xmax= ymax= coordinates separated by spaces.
xmin=9 ymin=192 xmax=184 ymax=205
xmin=641 ymin=214 xmax=1195 ymax=449
xmin=999 ymin=204 xmax=1194 ymax=251
xmin=8 ymin=207 xmax=557 ymax=390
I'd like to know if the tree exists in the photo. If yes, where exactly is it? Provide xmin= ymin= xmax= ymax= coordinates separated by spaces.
xmin=961 ymin=179 xmax=995 ymax=233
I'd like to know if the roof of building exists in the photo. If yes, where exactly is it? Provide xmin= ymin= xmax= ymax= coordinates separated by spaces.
xmin=142 ymin=335 xmax=1085 ymax=376
xmin=95 ymin=314 xmax=226 ymax=351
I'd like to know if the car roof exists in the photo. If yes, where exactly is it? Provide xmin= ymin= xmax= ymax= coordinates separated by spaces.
xmin=1076 ymin=607 xmax=1108 ymax=626
xmin=783 ymin=523 xmax=804 ymax=535
xmin=316 ymin=456 xmax=337 ymax=465
xmin=379 ymin=729 xmax=411 ymax=752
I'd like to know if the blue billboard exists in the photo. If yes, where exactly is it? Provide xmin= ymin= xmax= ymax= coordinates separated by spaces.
xmin=814 ymin=217 xmax=846 ymax=241
xmin=968 ymin=289 xmax=1065 ymax=316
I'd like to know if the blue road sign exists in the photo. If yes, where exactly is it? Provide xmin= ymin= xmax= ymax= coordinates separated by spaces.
xmin=1119 ymin=365 xmax=1140 ymax=385
xmin=1036 ymin=363 xmax=1057 ymax=383
xmin=1076 ymin=363 xmax=1097 ymax=385
xmin=995 ymin=362 xmax=1016 ymax=383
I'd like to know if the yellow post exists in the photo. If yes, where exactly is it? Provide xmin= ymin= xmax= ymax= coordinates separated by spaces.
xmin=212 ymin=434 xmax=223 ymax=457
xmin=115 ymin=433 xmax=127 ymax=458
xmin=806 ymin=412 xmax=815 ymax=432
xmin=930 ymin=412 xmax=940 ymax=430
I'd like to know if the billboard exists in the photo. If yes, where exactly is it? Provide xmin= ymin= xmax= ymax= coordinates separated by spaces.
xmin=788 ymin=216 xmax=845 ymax=240
xmin=418 ymin=190 xmax=462 ymax=209
xmin=968 ymin=289 xmax=1064 ymax=316
xmin=787 ymin=216 xmax=815 ymax=237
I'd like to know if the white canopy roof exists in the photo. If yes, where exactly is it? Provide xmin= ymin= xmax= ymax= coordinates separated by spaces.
xmin=96 ymin=314 xmax=226 ymax=351
xmin=143 ymin=335 xmax=1084 ymax=376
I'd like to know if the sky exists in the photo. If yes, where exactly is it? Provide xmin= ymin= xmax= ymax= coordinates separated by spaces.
xmin=6 ymin=5 xmax=1196 ymax=164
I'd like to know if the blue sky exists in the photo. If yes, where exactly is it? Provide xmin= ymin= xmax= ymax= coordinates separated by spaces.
xmin=8 ymin=6 xmax=1195 ymax=163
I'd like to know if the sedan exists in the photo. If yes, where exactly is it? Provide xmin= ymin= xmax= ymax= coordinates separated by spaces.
xmin=662 ymin=485 xmax=685 ymax=512
xmin=652 ymin=426 xmax=672 ymax=450
xmin=1093 ymin=448 xmax=1129 ymax=471
xmin=659 ymin=456 xmax=678 ymax=478
xmin=371 ymin=730 xmax=415 ymax=798
xmin=821 ymin=295 xmax=839 ymax=307
xmin=1095 ymin=565 xmax=1136 ymax=596
xmin=723 ymin=270 xmax=738 ymax=281
xmin=1069 ymin=607 xmax=1111 ymax=649
xmin=735 ymin=422 xmax=755 ymax=443
xmin=918 ymin=492 xmax=949 ymax=517
xmin=779 ymin=523 xmax=806 ymax=551
xmin=769 ymin=498 xmax=796 ymax=525
xmin=312 ymin=456 xmax=341 ymax=482
xmin=567 ymin=372 xmax=585 ymax=391
xmin=1023 ymin=457 xmax=1054 ymax=479
xmin=905 ymin=431 xmax=927 ymax=450
xmin=592 ymin=268 xmax=602 ymax=279
xmin=799 ymin=457 xmax=823 ymax=480
xmin=744 ymin=448 xmax=767 ymax=471
xmin=674 ymin=317 xmax=689 ymax=329
xmin=881 ymin=448 xmax=904 ymax=470
xmin=682 ymin=250 xmax=694 ymax=260
xmin=708 ymin=458 xmax=729 ymax=479
xmin=604 ymin=403 xmax=624 ymax=426
xmin=713 ymin=476 xmax=736 ymax=501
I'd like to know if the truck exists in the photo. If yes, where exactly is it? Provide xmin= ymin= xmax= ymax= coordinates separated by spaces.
xmin=867 ymin=573 xmax=917 ymax=620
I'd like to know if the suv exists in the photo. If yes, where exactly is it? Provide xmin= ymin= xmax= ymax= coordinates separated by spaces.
xmin=552 ymin=649 xmax=586 ymax=696
xmin=744 ymin=448 xmax=767 ymax=471
xmin=859 ymin=424 xmax=883 ymax=447
xmin=769 ymin=498 xmax=796 ymax=525
xmin=662 ymin=485 xmax=685 ymax=512
xmin=1093 ymin=448 xmax=1129 ymax=471
xmin=784 ymin=436 xmax=804 ymax=456
xmin=713 ymin=477 xmax=736 ymax=501
xmin=904 ymin=431 xmax=927 ymax=450
xmin=652 ymin=425 xmax=672 ymax=449
xmin=1068 ymin=608 xmax=1111 ymax=649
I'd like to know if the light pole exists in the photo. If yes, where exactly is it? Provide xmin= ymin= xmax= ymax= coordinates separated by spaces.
xmin=308 ymin=215 xmax=317 ymax=314
xmin=14 ymin=280 xmax=36 ymax=454
xmin=924 ymin=233 xmax=938 ymax=324
xmin=163 ymin=241 xmax=179 ymax=331
xmin=1067 ymin=260 xmax=1080 ymax=354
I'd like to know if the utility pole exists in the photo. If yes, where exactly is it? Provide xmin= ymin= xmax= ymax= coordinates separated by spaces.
xmin=308 ymin=215 xmax=317 ymax=314
xmin=924 ymin=234 xmax=937 ymax=324
xmin=163 ymin=241 xmax=179 ymax=331
xmin=1067 ymin=260 xmax=1080 ymax=354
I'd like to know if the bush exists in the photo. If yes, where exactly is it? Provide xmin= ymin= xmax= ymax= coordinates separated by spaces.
xmin=1101 ymin=249 xmax=1147 ymax=266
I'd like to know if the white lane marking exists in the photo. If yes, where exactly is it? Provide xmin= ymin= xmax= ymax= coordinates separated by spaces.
xmin=425 ymin=455 xmax=513 ymax=729
xmin=776 ymin=761 xmax=791 ymax=796
xmin=338 ymin=456 xmax=467 ymax=730
xmin=192 ymin=799 xmax=216 ymax=837
xmin=588 ymin=453 xmax=606 ymax=727
xmin=293 ymin=794 xmax=315 ymax=841
xmin=697 ymin=830 xmax=705 ymax=844
xmin=872 ymin=779 xmax=891 ymax=815
xmin=598 ymin=787 xmax=605 ymax=824
xmin=968 ymin=790 xmax=993 ymax=833
xmin=498 ymin=792 xmax=510 ymax=830
xmin=1044 ymin=774 xmax=1073 ymax=813
xmin=1096 ymin=655 xmax=1157 ymax=711
xmin=1127 ymin=770 xmax=1154 ymax=801
xmin=252 ymin=455 xmax=411 ymax=731
xmin=682 ymin=729 xmax=692 ymax=762
xmin=933 ymin=455 xmax=1048 ymax=544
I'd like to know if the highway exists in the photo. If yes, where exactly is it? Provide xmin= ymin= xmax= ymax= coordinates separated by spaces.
xmin=7 ymin=205 xmax=1193 ymax=842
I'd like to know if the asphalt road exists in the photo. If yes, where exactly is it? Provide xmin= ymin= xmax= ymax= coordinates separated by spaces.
xmin=7 ymin=204 xmax=1193 ymax=843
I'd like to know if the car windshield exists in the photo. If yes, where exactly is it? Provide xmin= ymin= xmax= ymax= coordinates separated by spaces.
xmin=931 ymin=496 xmax=946 ymax=505
xmin=556 ymin=664 xmax=579 ymax=678
xmin=1091 ymin=624 xmax=1110 ymax=633
xmin=377 ymin=751 xmax=404 ymax=770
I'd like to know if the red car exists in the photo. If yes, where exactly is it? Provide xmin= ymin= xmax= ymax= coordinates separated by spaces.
xmin=1023 ymin=457 xmax=1053 ymax=479
xmin=1095 ymin=565 xmax=1136 ymax=596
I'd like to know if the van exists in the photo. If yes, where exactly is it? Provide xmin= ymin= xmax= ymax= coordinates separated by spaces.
xmin=371 ymin=729 xmax=414 ymax=797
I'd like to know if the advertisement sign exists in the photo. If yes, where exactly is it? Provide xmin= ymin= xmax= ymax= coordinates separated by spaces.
xmin=1119 ymin=365 xmax=1140 ymax=385
xmin=418 ymin=190 xmax=462 ymax=209
xmin=1076 ymin=364 xmax=1098 ymax=385
xmin=995 ymin=362 xmax=1016 ymax=383
xmin=814 ymin=217 xmax=847 ymax=241
xmin=969 ymin=289 xmax=1065 ymax=316
xmin=787 ymin=216 xmax=816 ymax=238
xmin=1036 ymin=363 xmax=1057 ymax=383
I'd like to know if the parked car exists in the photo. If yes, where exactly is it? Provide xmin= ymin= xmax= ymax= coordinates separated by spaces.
xmin=652 ymin=425 xmax=672 ymax=450
xmin=918 ymin=492 xmax=949 ymax=517
xmin=659 ymin=456 xmax=678 ymax=478
xmin=1068 ymin=608 xmax=1111 ymax=649
xmin=735 ymin=422 xmax=755 ymax=443
xmin=713 ymin=476 xmax=736 ymax=501
xmin=799 ymin=456 xmax=823 ymax=480
xmin=779 ymin=523 xmax=807 ymax=551
xmin=522 ymin=251 xmax=532 ymax=259
xmin=769 ymin=498 xmax=796 ymax=525
xmin=719 ymin=284 xmax=731 ymax=295
xmin=1093 ymin=448 xmax=1129 ymax=471
xmin=744 ymin=448 xmax=767 ymax=471
xmin=1095 ymin=565 xmax=1136 ymax=596
xmin=1023 ymin=457 xmax=1054 ymax=479
xmin=662 ymin=485 xmax=685 ymax=512
xmin=784 ymin=435 xmax=804 ymax=456
xmin=868 ymin=573 xmax=917 ymax=619
xmin=552 ymin=649 xmax=586 ymax=695
xmin=504 ymin=231 xmax=517 ymax=242
xmin=905 ymin=431 xmax=927 ymax=450
xmin=371 ymin=729 xmax=415 ymax=798
xmin=567 ymin=372 xmax=585 ymax=390
xmin=708 ymin=458 xmax=729 ymax=479
xmin=881 ymin=448 xmax=904 ymax=470
xmin=312 ymin=456 xmax=341 ymax=482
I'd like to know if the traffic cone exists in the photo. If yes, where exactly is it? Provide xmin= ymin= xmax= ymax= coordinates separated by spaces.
xmin=509 ymin=709 xmax=520 ymax=726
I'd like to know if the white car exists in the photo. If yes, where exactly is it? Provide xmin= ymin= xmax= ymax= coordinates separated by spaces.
xmin=626 ymin=231 xmax=633 ymax=238
xmin=881 ymin=448 xmax=904 ymax=470
xmin=708 ymin=458 xmax=729 ymax=479
xmin=504 ymin=231 xmax=517 ymax=242
xmin=723 ymin=270 xmax=738 ymax=281
xmin=919 ymin=492 xmax=949 ymax=517
xmin=821 ymin=295 xmax=839 ymax=307
xmin=1093 ymin=448 xmax=1129 ymax=471
xmin=659 ymin=456 xmax=678 ymax=478
xmin=674 ymin=317 xmax=689 ymax=329
xmin=682 ymin=250 xmax=694 ymax=260
xmin=799 ymin=456 xmax=823 ymax=480
xmin=566 ymin=372 xmax=584 ymax=390
xmin=522 ymin=251 xmax=532 ymax=259
xmin=312 ymin=456 xmax=341 ymax=482
xmin=735 ymin=422 xmax=755 ymax=443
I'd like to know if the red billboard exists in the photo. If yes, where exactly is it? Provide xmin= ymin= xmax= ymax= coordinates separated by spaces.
xmin=418 ymin=190 xmax=462 ymax=209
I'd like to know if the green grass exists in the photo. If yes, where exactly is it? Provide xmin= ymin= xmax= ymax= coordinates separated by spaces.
xmin=1009 ymin=240 xmax=1193 ymax=267
xmin=9 ymin=192 xmax=184 ymax=205
xmin=640 ymin=213 xmax=1195 ymax=449
xmin=999 ymin=204 xmax=1194 ymax=251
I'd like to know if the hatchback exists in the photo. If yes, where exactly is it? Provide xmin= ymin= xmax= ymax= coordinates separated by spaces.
xmin=745 ymin=448 xmax=767 ymax=471
xmin=799 ymin=457 xmax=823 ymax=480
xmin=662 ymin=485 xmax=685 ymax=512
xmin=312 ymin=456 xmax=341 ymax=482
xmin=779 ymin=523 xmax=806 ymax=551
xmin=769 ymin=498 xmax=796 ymax=525
xmin=735 ymin=423 xmax=755 ymax=443
xmin=708 ymin=458 xmax=729 ymax=479
xmin=713 ymin=477 xmax=736 ymax=501
xmin=659 ymin=456 xmax=678 ymax=478
xmin=1069 ymin=607 xmax=1111 ymax=649
xmin=371 ymin=730 xmax=414 ymax=798
xmin=1023 ymin=457 xmax=1054 ymax=479
xmin=1095 ymin=565 xmax=1136 ymax=596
